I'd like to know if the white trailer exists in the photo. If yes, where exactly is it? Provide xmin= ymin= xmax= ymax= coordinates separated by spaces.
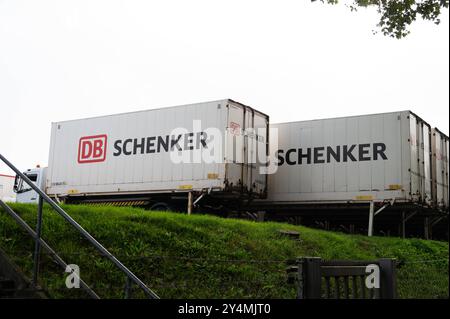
xmin=0 ymin=174 xmax=16 ymax=202
xmin=15 ymin=99 xmax=269 ymax=210
xmin=431 ymin=128 xmax=449 ymax=210
xmin=267 ymin=110 xmax=433 ymax=206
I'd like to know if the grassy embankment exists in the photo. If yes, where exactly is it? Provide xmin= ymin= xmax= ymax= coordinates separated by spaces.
xmin=0 ymin=203 xmax=448 ymax=298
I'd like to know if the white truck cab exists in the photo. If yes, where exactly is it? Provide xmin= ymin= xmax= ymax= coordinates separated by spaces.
xmin=14 ymin=167 xmax=47 ymax=204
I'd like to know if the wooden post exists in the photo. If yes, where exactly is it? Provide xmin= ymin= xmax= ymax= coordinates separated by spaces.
xmin=187 ymin=192 xmax=193 ymax=215
xmin=379 ymin=258 xmax=397 ymax=299
xmin=302 ymin=257 xmax=322 ymax=299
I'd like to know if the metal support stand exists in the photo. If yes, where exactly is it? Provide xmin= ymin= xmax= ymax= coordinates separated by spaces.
xmin=428 ymin=216 xmax=446 ymax=239
xmin=400 ymin=211 xmax=418 ymax=239
xmin=424 ymin=217 xmax=430 ymax=240
xmin=368 ymin=201 xmax=375 ymax=237
xmin=367 ymin=199 xmax=395 ymax=237
xmin=256 ymin=211 xmax=266 ymax=222
xmin=187 ymin=192 xmax=193 ymax=215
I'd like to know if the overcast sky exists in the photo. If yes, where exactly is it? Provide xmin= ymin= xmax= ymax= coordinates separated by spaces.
xmin=0 ymin=0 xmax=448 ymax=174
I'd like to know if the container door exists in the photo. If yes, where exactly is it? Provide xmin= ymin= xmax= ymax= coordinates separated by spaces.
xmin=422 ymin=125 xmax=432 ymax=205
xmin=243 ymin=108 xmax=253 ymax=191
xmin=433 ymin=130 xmax=450 ymax=208
xmin=445 ymin=137 xmax=449 ymax=208
xmin=243 ymin=109 xmax=268 ymax=195
xmin=225 ymin=103 xmax=245 ymax=190
xmin=225 ymin=102 xmax=268 ymax=195
xmin=251 ymin=112 xmax=269 ymax=195
xmin=409 ymin=114 xmax=421 ymax=201
xmin=410 ymin=115 xmax=432 ymax=204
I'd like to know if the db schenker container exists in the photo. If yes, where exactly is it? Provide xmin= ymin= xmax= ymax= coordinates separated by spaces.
xmin=431 ymin=128 xmax=449 ymax=210
xmin=267 ymin=110 xmax=434 ymax=206
xmin=43 ymin=99 xmax=268 ymax=208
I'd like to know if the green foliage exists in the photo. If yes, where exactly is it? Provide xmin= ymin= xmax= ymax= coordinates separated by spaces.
xmin=0 ymin=203 xmax=448 ymax=298
xmin=318 ymin=0 xmax=449 ymax=38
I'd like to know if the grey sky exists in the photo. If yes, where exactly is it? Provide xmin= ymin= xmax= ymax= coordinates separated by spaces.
xmin=0 ymin=0 xmax=448 ymax=173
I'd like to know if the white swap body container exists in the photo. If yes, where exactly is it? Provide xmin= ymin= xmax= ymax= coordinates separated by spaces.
xmin=267 ymin=110 xmax=433 ymax=205
xmin=46 ymin=99 xmax=269 ymax=198
xmin=431 ymin=128 xmax=449 ymax=209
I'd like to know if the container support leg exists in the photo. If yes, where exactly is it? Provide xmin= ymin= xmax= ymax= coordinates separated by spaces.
xmin=368 ymin=201 xmax=375 ymax=237
xmin=424 ymin=217 xmax=430 ymax=240
xmin=368 ymin=199 xmax=395 ymax=237
xmin=187 ymin=192 xmax=193 ymax=215
xmin=400 ymin=210 xmax=418 ymax=239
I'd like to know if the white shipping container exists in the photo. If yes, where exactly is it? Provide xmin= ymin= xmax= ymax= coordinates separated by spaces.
xmin=0 ymin=174 xmax=16 ymax=202
xmin=46 ymin=99 xmax=268 ymax=199
xmin=267 ymin=111 xmax=433 ymax=205
xmin=431 ymin=128 xmax=449 ymax=209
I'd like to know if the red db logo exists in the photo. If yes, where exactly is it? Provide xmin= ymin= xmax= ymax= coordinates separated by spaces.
xmin=77 ymin=135 xmax=107 ymax=163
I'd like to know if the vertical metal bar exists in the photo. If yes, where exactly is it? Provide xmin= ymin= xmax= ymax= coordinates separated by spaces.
xmin=368 ymin=201 xmax=375 ymax=236
xmin=32 ymin=195 xmax=44 ymax=285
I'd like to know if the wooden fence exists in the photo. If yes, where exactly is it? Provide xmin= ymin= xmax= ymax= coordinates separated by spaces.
xmin=287 ymin=257 xmax=397 ymax=299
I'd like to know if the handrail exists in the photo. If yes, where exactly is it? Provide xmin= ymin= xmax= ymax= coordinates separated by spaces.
xmin=0 ymin=153 xmax=159 ymax=299
xmin=0 ymin=199 xmax=99 ymax=298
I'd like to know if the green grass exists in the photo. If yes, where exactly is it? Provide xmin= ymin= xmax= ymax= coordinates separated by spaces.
xmin=0 ymin=203 xmax=448 ymax=299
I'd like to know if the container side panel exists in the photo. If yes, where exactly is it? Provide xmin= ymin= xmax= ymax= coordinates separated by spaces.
xmin=371 ymin=114 xmax=384 ymax=191
xmin=345 ymin=117 xmax=359 ymax=192
xmin=287 ymin=125 xmax=303 ymax=193
xmin=382 ymin=113 xmax=403 ymax=193
xmin=311 ymin=120 xmax=324 ymax=193
xmin=334 ymin=118 xmax=347 ymax=192
xmin=322 ymin=119 xmax=335 ymax=192
xmin=268 ymin=111 xmax=412 ymax=203
xmin=46 ymin=100 xmax=235 ymax=196
xmin=358 ymin=115 xmax=372 ymax=191
xmin=298 ymin=126 xmax=313 ymax=193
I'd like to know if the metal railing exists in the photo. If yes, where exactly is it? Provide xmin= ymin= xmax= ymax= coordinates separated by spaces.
xmin=0 ymin=153 xmax=159 ymax=299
